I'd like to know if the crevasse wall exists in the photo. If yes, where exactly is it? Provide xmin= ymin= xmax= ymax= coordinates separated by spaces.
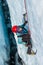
xmin=7 ymin=0 xmax=43 ymax=65
xmin=0 ymin=1 xmax=10 ymax=65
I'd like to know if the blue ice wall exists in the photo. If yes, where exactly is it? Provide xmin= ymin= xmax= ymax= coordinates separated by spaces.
xmin=0 ymin=1 xmax=10 ymax=65
xmin=7 ymin=0 xmax=43 ymax=65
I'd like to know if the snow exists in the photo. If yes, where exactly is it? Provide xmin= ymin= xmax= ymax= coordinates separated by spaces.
xmin=7 ymin=0 xmax=43 ymax=65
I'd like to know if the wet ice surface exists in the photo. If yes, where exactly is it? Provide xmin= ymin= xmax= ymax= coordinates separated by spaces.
xmin=7 ymin=0 xmax=43 ymax=65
